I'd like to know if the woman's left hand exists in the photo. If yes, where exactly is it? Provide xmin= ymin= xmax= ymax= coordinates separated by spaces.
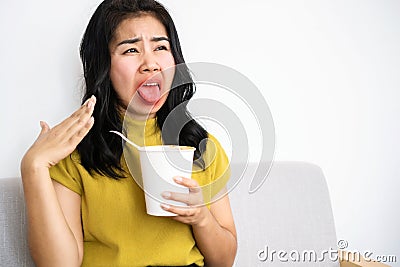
xmin=161 ymin=176 xmax=210 ymax=227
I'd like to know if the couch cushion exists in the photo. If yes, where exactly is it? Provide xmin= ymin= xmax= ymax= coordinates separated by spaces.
xmin=229 ymin=161 xmax=339 ymax=266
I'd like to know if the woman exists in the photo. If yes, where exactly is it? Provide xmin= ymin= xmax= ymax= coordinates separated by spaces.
xmin=20 ymin=0 xmax=237 ymax=266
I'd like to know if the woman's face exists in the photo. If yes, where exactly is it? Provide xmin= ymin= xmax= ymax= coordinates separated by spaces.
xmin=109 ymin=14 xmax=175 ymax=120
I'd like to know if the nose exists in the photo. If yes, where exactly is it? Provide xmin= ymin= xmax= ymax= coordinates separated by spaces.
xmin=139 ymin=52 xmax=160 ymax=73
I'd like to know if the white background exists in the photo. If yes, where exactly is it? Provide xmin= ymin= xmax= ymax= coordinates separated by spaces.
xmin=0 ymin=0 xmax=399 ymax=264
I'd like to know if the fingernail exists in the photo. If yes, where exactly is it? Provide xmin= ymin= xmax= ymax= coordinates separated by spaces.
xmin=87 ymin=99 xmax=94 ymax=109
xmin=173 ymin=176 xmax=182 ymax=183
xmin=161 ymin=192 xmax=171 ymax=199
xmin=160 ymin=204 xmax=170 ymax=210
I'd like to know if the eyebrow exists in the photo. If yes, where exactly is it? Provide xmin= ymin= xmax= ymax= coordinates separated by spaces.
xmin=116 ymin=36 xmax=170 ymax=46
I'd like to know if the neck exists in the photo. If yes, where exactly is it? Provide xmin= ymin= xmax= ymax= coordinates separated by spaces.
xmin=123 ymin=109 xmax=156 ymax=121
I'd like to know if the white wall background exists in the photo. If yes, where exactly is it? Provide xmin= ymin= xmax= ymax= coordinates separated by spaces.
xmin=1 ymin=0 xmax=399 ymax=264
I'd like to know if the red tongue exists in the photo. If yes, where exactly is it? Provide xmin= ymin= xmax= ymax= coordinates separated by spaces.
xmin=138 ymin=85 xmax=160 ymax=104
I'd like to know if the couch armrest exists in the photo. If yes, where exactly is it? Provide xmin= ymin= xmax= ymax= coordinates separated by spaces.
xmin=0 ymin=177 xmax=35 ymax=266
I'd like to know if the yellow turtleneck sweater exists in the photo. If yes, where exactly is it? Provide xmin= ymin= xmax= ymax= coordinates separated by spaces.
xmin=49 ymin=117 xmax=230 ymax=267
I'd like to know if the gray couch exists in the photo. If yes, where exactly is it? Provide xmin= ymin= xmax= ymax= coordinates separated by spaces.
xmin=0 ymin=161 xmax=339 ymax=266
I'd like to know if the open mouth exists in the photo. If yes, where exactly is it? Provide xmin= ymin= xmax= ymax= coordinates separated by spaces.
xmin=137 ymin=80 xmax=162 ymax=104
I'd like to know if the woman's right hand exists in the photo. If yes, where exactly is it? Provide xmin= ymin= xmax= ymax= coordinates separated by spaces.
xmin=21 ymin=95 xmax=96 ymax=171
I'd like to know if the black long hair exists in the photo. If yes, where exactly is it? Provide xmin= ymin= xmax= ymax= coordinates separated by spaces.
xmin=77 ymin=0 xmax=207 ymax=179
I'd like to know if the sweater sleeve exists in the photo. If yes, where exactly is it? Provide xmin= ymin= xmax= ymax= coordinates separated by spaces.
xmin=195 ymin=134 xmax=231 ymax=205
xmin=208 ymin=134 xmax=231 ymax=199
xmin=49 ymin=151 xmax=83 ymax=195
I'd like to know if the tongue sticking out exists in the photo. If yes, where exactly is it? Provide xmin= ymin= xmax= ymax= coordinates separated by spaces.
xmin=137 ymin=85 xmax=161 ymax=104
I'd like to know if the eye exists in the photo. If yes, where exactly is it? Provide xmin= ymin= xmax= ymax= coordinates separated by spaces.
xmin=155 ymin=45 xmax=168 ymax=51
xmin=123 ymin=48 xmax=138 ymax=54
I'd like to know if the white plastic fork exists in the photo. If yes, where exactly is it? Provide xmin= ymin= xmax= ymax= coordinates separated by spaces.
xmin=109 ymin=130 xmax=142 ymax=150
